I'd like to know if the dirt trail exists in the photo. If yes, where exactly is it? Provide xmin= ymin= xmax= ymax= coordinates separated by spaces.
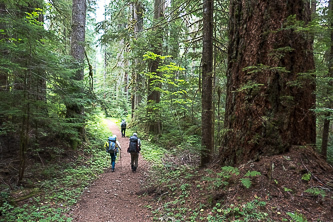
xmin=68 ymin=120 xmax=153 ymax=221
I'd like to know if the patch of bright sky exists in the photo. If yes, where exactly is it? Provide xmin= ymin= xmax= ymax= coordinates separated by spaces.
xmin=96 ymin=0 xmax=111 ymax=22
xmin=94 ymin=0 xmax=111 ymax=64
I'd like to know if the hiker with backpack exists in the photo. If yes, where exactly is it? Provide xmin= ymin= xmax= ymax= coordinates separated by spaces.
xmin=127 ymin=133 xmax=141 ymax=172
xmin=121 ymin=119 xmax=126 ymax=137
xmin=105 ymin=136 xmax=121 ymax=172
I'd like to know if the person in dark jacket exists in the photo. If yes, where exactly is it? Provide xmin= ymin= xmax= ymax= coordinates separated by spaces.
xmin=127 ymin=133 xmax=141 ymax=172
xmin=121 ymin=119 xmax=126 ymax=137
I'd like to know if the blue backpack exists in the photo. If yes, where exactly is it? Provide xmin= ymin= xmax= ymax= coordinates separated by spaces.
xmin=106 ymin=137 xmax=117 ymax=153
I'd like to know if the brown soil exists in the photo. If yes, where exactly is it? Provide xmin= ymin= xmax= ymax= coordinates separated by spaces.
xmin=67 ymin=120 xmax=153 ymax=221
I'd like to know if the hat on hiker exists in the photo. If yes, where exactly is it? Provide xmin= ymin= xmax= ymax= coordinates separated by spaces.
xmin=133 ymin=133 xmax=137 ymax=137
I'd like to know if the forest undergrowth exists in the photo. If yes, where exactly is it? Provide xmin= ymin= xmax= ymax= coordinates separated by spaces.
xmin=141 ymin=145 xmax=333 ymax=221
xmin=0 ymin=114 xmax=112 ymax=221
xmin=1 ymin=114 xmax=333 ymax=221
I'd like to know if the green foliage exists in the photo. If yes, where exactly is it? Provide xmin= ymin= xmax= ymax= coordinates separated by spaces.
xmin=244 ymin=170 xmax=261 ymax=177
xmin=201 ymin=166 xmax=240 ymax=190
xmin=221 ymin=166 xmax=240 ymax=176
xmin=240 ymin=171 xmax=261 ymax=189
xmin=0 ymin=152 xmax=107 ymax=221
xmin=207 ymin=200 xmax=268 ymax=221
xmin=202 ymin=167 xmax=261 ymax=190
xmin=242 ymin=64 xmax=290 ymax=74
xmin=177 ymin=135 xmax=202 ymax=154
xmin=133 ymin=51 xmax=200 ymax=148
xmin=0 ymin=115 xmax=110 ymax=221
xmin=240 ymin=178 xmax=252 ymax=189
xmin=235 ymin=81 xmax=264 ymax=93
xmin=286 ymin=212 xmax=308 ymax=222
xmin=2 ymin=158 xmax=105 ymax=220
xmin=140 ymin=142 xmax=166 ymax=167
xmin=304 ymin=187 xmax=327 ymax=199
xmin=283 ymin=187 xmax=293 ymax=192
xmin=86 ymin=114 xmax=112 ymax=147
xmin=301 ymin=173 xmax=311 ymax=181
xmin=96 ymin=0 xmax=228 ymax=158
xmin=0 ymin=0 xmax=95 ymax=159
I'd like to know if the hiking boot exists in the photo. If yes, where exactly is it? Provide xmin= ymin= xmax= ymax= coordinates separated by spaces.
xmin=133 ymin=166 xmax=137 ymax=172
xmin=112 ymin=168 xmax=115 ymax=172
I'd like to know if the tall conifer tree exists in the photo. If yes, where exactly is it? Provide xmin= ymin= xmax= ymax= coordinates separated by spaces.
xmin=66 ymin=0 xmax=86 ymax=146
xmin=201 ymin=0 xmax=214 ymax=166
xmin=147 ymin=0 xmax=164 ymax=135
xmin=131 ymin=1 xmax=144 ymax=119
xmin=321 ymin=0 xmax=332 ymax=160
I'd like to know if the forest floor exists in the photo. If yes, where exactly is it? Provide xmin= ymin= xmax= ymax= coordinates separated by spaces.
xmin=2 ymin=120 xmax=333 ymax=221
xmin=67 ymin=120 xmax=333 ymax=221
xmin=67 ymin=120 xmax=153 ymax=221
xmin=135 ymin=145 xmax=333 ymax=221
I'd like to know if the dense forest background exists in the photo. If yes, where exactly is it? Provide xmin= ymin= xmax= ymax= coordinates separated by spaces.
xmin=1 ymin=0 xmax=333 ymax=221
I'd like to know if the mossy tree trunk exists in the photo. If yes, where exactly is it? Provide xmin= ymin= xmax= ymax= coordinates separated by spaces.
xmin=147 ymin=0 xmax=164 ymax=135
xmin=18 ymin=69 xmax=30 ymax=184
xmin=131 ymin=1 xmax=144 ymax=119
xmin=0 ymin=3 xmax=8 ymax=129
xmin=66 ymin=0 xmax=86 ymax=147
xmin=201 ymin=0 xmax=214 ymax=167
xmin=321 ymin=0 xmax=333 ymax=160
xmin=221 ymin=0 xmax=316 ymax=165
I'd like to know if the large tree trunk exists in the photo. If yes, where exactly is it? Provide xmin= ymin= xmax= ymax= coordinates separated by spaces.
xmin=66 ymin=0 xmax=86 ymax=147
xmin=201 ymin=0 xmax=214 ymax=167
xmin=168 ymin=0 xmax=180 ymax=59
xmin=18 ymin=69 xmax=30 ymax=184
xmin=131 ymin=1 xmax=144 ymax=119
xmin=321 ymin=0 xmax=333 ymax=160
xmin=221 ymin=0 xmax=316 ymax=166
xmin=0 ymin=3 xmax=8 ymax=129
xmin=147 ymin=0 xmax=164 ymax=135
xmin=70 ymin=0 xmax=86 ymax=78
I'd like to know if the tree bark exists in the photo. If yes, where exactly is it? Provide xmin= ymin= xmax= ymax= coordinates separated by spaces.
xmin=66 ymin=0 xmax=86 ymax=146
xmin=201 ymin=0 xmax=214 ymax=167
xmin=321 ymin=0 xmax=333 ymax=160
xmin=221 ymin=0 xmax=316 ymax=165
xmin=0 ymin=3 xmax=8 ymax=129
xmin=70 ymin=0 xmax=86 ymax=81
xmin=131 ymin=1 xmax=144 ymax=119
xmin=147 ymin=0 xmax=164 ymax=135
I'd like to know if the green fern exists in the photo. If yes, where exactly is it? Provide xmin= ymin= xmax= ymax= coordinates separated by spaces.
xmin=240 ymin=171 xmax=261 ymax=189
xmin=221 ymin=166 xmax=240 ymax=176
xmin=304 ymin=187 xmax=326 ymax=198
xmin=240 ymin=178 xmax=252 ymax=188
xmin=244 ymin=171 xmax=261 ymax=177
xmin=283 ymin=187 xmax=293 ymax=192
xmin=286 ymin=212 xmax=307 ymax=222
xmin=301 ymin=173 xmax=311 ymax=181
